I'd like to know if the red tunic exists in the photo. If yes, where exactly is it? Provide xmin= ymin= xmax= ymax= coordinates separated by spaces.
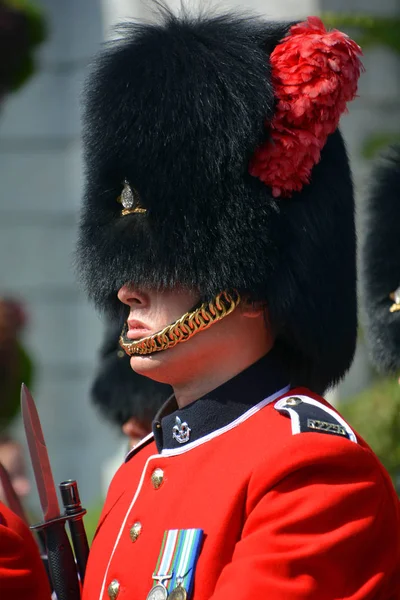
xmin=0 ymin=500 xmax=51 ymax=599
xmin=83 ymin=385 xmax=400 ymax=600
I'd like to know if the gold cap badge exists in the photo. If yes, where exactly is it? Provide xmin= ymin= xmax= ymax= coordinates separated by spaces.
xmin=389 ymin=286 xmax=400 ymax=313
xmin=118 ymin=179 xmax=147 ymax=216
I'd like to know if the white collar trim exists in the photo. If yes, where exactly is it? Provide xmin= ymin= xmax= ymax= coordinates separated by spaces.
xmin=160 ymin=384 xmax=290 ymax=457
xmin=124 ymin=431 xmax=154 ymax=462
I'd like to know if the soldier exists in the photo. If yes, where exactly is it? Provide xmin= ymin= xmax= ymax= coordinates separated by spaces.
xmin=0 ymin=500 xmax=51 ymax=599
xmin=363 ymin=145 xmax=400 ymax=380
xmin=91 ymin=320 xmax=172 ymax=448
xmin=77 ymin=8 xmax=400 ymax=600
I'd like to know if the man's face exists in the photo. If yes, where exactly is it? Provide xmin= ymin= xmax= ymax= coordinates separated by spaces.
xmin=117 ymin=284 xmax=269 ymax=387
xmin=117 ymin=284 xmax=202 ymax=382
xmin=122 ymin=417 xmax=151 ymax=449
xmin=118 ymin=285 xmax=200 ymax=344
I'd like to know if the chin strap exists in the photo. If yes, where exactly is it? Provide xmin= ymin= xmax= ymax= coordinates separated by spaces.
xmin=119 ymin=290 xmax=241 ymax=356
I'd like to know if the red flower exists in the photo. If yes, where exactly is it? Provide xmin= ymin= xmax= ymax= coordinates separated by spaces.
xmin=249 ymin=16 xmax=363 ymax=198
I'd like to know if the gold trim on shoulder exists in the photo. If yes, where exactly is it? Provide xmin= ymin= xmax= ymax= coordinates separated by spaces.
xmin=117 ymin=179 xmax=147 ymax=216
xmin=389 ymin=286 xmax=400 ymax=313
xmin=120 ymin=290 xmax=241 ymax=356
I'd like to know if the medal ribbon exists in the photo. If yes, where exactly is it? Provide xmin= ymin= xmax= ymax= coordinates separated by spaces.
xmin=152 ymin=529 xmax=203 ymax=596
xmin=153 ymin=529 xmax=178 ymax=584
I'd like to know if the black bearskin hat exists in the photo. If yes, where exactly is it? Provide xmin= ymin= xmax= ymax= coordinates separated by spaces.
xmin=363 ymin=145 xmax=400 ymax=374
xmin=78 ymin=8 xmax=362 ymax=393
xmin=91 ymin=320 xmax=171 ymax=428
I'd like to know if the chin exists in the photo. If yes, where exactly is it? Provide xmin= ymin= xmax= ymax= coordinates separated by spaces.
xmin=129 ymin=350 xmax=175 ymax=383
xmin=129 ymin=339 xmax=199 ymax=385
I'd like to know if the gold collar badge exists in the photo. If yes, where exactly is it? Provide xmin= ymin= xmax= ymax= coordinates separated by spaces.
xmin=118 ymin=179 xmax=147 ymax=216
xmin=389 ymin=286 xmax=400 ymax=313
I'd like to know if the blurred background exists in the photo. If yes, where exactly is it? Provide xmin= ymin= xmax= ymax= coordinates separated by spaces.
xmin=0 ymin=0 xmax=399 ymax=537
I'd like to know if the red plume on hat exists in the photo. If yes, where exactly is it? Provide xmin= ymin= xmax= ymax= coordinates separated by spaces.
xmin=250 ymin=17 xmax=363 ymax=198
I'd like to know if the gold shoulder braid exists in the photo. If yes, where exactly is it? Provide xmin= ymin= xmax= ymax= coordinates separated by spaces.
xmin=120 ymin=290 xmax=241 ymax=356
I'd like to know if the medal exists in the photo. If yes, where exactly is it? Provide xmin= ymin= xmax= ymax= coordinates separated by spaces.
xmin=146 ymin=575 xmax=172 ymax=600
xmin=148 ymin=529 xmax=204 ymax=599
xmin=146 ymin=583 xmax=169 ymax=600
xmin=169 ymin=587 xmax=187 ymax=600
xmin=169 ymin=580 xmax=188 ymax=600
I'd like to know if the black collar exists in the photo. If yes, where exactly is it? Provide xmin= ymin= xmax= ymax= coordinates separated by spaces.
xmin=152 ymin=348 xmax=290 ymax=452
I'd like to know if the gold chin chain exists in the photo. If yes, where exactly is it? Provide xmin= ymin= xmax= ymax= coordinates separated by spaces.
xmin=119 ymin=290 xmax=241 ymax=356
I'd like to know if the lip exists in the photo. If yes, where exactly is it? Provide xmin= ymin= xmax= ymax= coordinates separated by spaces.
xmin=126 ymin=319 xmax=152 ymax=340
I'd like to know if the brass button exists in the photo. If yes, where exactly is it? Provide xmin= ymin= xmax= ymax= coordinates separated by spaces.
xmin=285 ymin=397 xmax=302 ymax=406
xmin=130 ymin=521 xmax=142 ymax=542
xmin=151 ymin=467 xmax=164 ymax=489
xmin=108 ymin=579 xmax=120 ymax=599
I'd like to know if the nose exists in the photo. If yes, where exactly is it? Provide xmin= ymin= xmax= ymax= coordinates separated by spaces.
xmin=117 ymin=284 xmax=148 ymax=308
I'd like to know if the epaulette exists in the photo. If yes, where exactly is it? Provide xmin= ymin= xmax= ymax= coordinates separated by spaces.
xmin=274 ymin=395 xmax=357 ymax=443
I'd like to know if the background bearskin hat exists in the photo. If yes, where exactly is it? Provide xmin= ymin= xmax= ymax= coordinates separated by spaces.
xmin=78 ymin=7 xmax=359 ymax=393
xmin=363 ymin=145 xmax=400 ymax=374
xmin=91 ymin=320 xmax=171 ymax=429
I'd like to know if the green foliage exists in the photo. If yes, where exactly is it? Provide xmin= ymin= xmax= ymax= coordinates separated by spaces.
xmin=322 ymin=12 xmax=400 ymax=161
xmin=1 ymin=0 xmax=47 ymax=93
xmin=361 ymin=133 xmax=400 ymax=160
xmin=324 ymin=12 xmax=400 ymax=492
xmin=5 ymin=0 xmax=47 ymax=44
xmin=322 ymin=13 xmax=400 ymax=54
xmin=0 ymin=342 xmax=34 ymax=432
xmin=83 ymin=501 xmax=104 ymax=545
xmin=340 ymin=377 xmax=400 ymax=490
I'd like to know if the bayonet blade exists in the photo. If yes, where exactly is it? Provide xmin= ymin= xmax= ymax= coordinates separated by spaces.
xmin=21 ymin=384 xmax=61 ymax=521
xmin=0 ymin=462 xmax=29 ymax=524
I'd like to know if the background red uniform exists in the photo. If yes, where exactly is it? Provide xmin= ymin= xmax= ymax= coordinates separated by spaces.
xmin=0 ymin=500 xmax=51 ymax=599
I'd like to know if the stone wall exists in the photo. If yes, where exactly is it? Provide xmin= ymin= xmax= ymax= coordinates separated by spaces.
xmin=0 ymin=0 xmax=119 ymax=512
